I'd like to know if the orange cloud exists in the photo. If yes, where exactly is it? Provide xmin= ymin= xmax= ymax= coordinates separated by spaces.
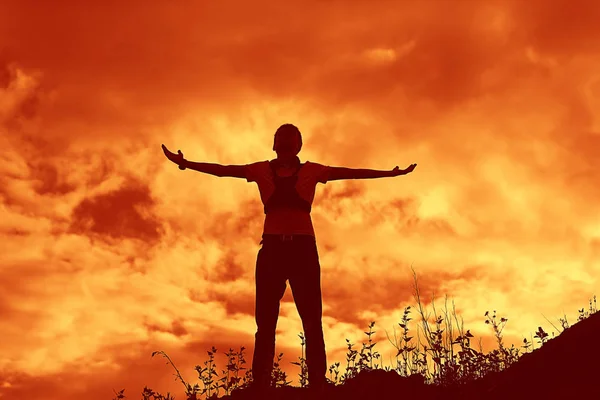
xmin=1 ymin=1 xmax=599 ymax=399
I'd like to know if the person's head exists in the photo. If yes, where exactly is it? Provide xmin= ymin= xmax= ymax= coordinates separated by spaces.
xmin=273 ymin=124 xmax=302 ymax=158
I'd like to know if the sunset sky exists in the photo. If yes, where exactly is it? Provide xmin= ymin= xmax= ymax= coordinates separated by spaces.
xmin=1 ymin=0 xmax=600 ymax=399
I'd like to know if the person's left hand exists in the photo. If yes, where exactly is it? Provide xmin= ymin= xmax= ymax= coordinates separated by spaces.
xmin=391 ymin=163 xmax=417 ymax=176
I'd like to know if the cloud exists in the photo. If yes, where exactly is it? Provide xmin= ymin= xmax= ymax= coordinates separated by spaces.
xmin=1 ymin=1 xmax=600 ymax=398
xmin=511 ymin=0 xmax=600 ymax=55
xmin=68 ymin=178 xmax=164 ymax=244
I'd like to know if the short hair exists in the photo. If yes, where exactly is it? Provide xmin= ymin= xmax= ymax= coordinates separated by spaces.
xmin=273 ymin=123 xmax=303 ymax=150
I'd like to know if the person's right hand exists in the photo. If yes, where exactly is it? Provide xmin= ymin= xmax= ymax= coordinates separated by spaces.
xmin=162 ymin=144 xmax=187 ymax=170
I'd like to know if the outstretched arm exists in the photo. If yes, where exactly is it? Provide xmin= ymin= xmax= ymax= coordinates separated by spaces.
xmin=184 ymin=161 xmax=246 ymax=178
xmin=161 ymin=144 xmax=247 ymax=178
xmin=328 ymin=164 xmax=417 ymax=181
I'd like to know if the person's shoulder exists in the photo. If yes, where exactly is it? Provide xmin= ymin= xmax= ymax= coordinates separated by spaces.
xmin=303 ymin=160 xmax=329 ymax=168
xmin=303 ymin=161 xmax=330 ymax=183
xmin=245 ymin=160 xmax=271 ymax=182
xmin=247 ymin=160 xmax=270 ymax=167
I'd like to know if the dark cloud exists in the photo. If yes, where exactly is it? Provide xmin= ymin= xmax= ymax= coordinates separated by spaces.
xmin=69 ymin=178 xmax=164 ymax=243
xmin=143 ymin=318 xmax=189 ymax=339
xmin=321 ymin=263 xmax=486 ymax=327
xmin=213 ymin=249 xmax=247 ymax=283
xmin=511 ymin=0 xmax=600 ymax=55
xmin=0 ymin=0 xmax=535 ymax=128
xmin=29 ymin=161 xmax=78 ymax=196
xmin=315 ymin=181 xmax=367 ymax=219
xmin=207 ymin=288 xmax=256 ymax=318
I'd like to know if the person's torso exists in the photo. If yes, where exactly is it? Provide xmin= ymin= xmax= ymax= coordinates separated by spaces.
xmin=260 ymin=161 xmax=318 ymax=236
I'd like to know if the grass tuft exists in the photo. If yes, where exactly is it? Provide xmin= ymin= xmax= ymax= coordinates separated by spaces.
xmin=111 ymin=272 xmax=598 ymax=400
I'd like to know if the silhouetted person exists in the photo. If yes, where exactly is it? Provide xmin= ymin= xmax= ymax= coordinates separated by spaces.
xmin=161 ymin=124 xmax=416 ymax=393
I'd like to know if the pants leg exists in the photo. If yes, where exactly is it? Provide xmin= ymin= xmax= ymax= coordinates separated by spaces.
xmin=288 ymin=238 xmax=327 ymax=385
xmin=252 ymin=244 xmax=287 ymax=386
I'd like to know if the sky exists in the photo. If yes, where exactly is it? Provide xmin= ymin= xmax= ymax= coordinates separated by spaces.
xmin=1 ymin=0 xmax=600 ymax=399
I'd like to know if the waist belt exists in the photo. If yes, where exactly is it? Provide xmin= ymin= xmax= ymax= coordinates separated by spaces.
xmin=261 ymin=234 xmax=315 ymax=243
